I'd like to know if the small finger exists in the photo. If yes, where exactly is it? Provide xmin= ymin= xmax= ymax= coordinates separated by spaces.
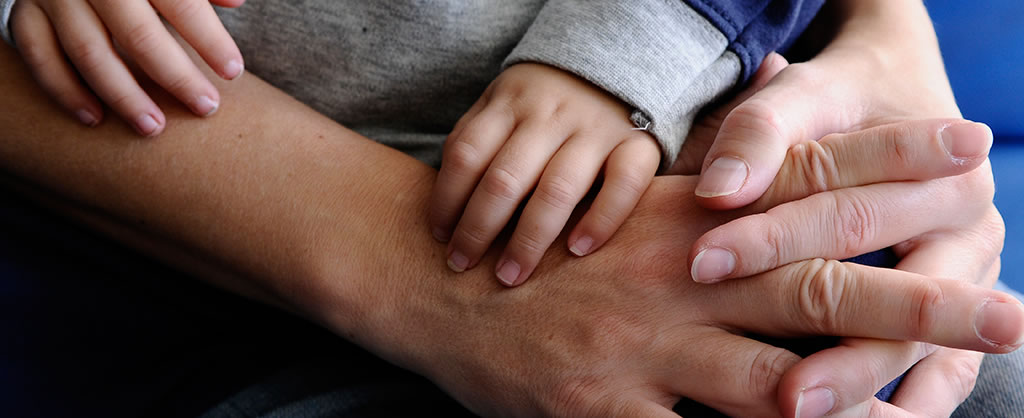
xmin=446 ymin=120 xmax=568 ymax=272
xmin=11 ymin=2 xmax=103 ymax=126
xmin=495 ymin=133 xmax=620 ymax=286
xmin=429 ymin=102 xmax=514 ymax=242
xmin=568 ymin=135 xmax=659 ymax=257
xmin=89 ymin=0 xmax=221 ymax=117
xmin=46 ymin=1 xmax=165 ymax=136
xmin=756 ymin=119 xmax=993 ymax=209
xmin=706 ymin=260 xmax=1024 ymax=352
xmin=151 ymin=0 xmax=244 ymax=80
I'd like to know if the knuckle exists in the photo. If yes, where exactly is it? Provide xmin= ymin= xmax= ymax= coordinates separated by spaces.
xmin=723 ymin=99 xmax=787 ymax=142
xmin=883 ymin=123 xmax=918 ymax=168
xmin=906 ymin=280 xmax=946 ymax=341
xmin=830 ymin=193 xmax=878 ymax=255
xmin=946 ymin=354 xmax=982 ymax=403
xmin=536 ymin=174 xmax=579 ymax=211
xmin=456 ymin=221 xmax=492 ymax=248
xmin=608 ymin=166 xmax=651 ymax=199
xmin=511 ymin=227 xmax=548 ymax=256
xmin=757 ymin=214 xmax=787 ymax=268
xmin=789 ymin=140 xmax=839 ymax=194
xmin=480 ymin=167 xmax=524 ymax=202
xmin=160 ymin=0 xmax=204 ymax=22
xmin=442 ymin=138 xmax=483 ymax=176
xmin=64 ymin=39 xmax=107 ymax=75
xmin=550 ymin=377 xmax=603 ymax=417
xmin=122 ymin=22 xmax=164 ymax=57
xmin=746 ymin=347 xmax=799 ymax=402
xmin=795 ymin=259 xmax=851 ymax=332
xmin=163 ymin=71 xmax=195 ymax=95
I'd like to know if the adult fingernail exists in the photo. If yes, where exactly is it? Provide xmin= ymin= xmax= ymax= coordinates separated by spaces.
xmin=135 ymin=114 xmax=161 ymax=137
xmin=195 ymin=95 xmax=219 ymax=117
xmin=432 ymin=227 xmax=450 ymax=243
xmin=76 ymin=109 xmax=98 ymax=127
xmin=974 ymin=300 xmax=1024 ymax=347
xmin=795 ymin=387 xmax=835 ymax=418
xmin=225 ymin=59 xmax=244 ymax=80
xmin=569 ymin=236 xmax=593 ymax=256
xmin=695 ymin=157 xmax=748 ymax=198
xmin=447 ymin=250 xmax=469 ymax=273
xmin=496 ymin=258 xmax=521 ymax=286
xmin=941 ymin=122 xmax=993 ymax=163
xmin=691 ymin=247 xmax=735 ymax=283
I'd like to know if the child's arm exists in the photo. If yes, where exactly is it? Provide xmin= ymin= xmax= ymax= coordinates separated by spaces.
xmin=3 ymin=0 xmax=245 ymax=136
xmin=429 ymin=63 xmax=660 ymax=287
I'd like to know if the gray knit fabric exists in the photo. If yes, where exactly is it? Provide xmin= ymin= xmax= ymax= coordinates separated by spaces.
xmin=214 ymin=1 xmax=740 ymax=168
xmin=0 ymin=0 xmax=15 ymax=46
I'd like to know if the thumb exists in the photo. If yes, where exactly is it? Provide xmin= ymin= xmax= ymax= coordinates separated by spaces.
xmin=694 ymin=60 xmax=856 ymax=210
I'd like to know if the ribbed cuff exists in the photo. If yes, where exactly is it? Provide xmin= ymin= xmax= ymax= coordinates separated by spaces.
xmin=1 ymin=0 xmax=16 ymax=46
xmin=504 ymin=0 xmax=741 ymax=168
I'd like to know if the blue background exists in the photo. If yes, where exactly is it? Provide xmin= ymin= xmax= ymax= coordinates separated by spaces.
xmin=929 ymin=0 xmax=1024 ymax=291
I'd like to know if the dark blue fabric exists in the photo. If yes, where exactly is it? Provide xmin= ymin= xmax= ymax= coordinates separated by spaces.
xmin=683 ymin=0 xmax=825 ymax=81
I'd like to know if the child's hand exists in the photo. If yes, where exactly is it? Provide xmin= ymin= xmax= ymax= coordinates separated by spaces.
xmin=9 ymin=0 xmax=246 ymax=136
xmin=429 ymin=63 xmax=660 ymax=287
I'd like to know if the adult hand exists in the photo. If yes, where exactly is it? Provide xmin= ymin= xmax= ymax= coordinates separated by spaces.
xmin=668 ymin=1 xmax=1004 ymax=415
xmin=316 ymin=124 xmax=1019 ymax=417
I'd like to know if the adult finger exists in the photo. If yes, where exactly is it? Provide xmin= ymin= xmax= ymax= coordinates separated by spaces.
xmin=668 ymin=52 xmax=789 ymax=175
xmin=567 ymin=135 xmax=659 ymax=259
xmin=11 ymin=2 xmax=103 ymax=126
xmin=429 ymin=101 xmax=515 ymax=241
xmin=705 ymin=260 xmax=1024 ymax=353
xmin=777 ymin=227 xmax=1001 ymax=417
xmin=756 ymin=119 xmax=993 ymax=210
xmin=89 ymin=0 xmax=221 ymax=117
xmin=152 ymin=0 xmax=244 ymax=80
xmin=494 ymin=133 xmax=617 ymax=286
xmin=44 ymin=1 xmax=165 ymax=136
xmin=656 ymin=328 xmax=800 ymax=417
xmin=693 ymin=62 xmax=861 ymax=209
xmin=446 ymin=119 xmax=569 ymax=272
xmin=690 ymin=179 xmax=988 ymax=283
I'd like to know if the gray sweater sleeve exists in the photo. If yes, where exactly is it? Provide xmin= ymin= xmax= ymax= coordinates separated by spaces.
xmin=504 ymin=0 xmax=742 ymax=168
xmin=1 ymin=0 xmax=15 ymax=46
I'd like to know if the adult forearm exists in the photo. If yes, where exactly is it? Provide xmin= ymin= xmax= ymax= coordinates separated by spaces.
xmin=0 ymin=43 xmax=437 ymax=331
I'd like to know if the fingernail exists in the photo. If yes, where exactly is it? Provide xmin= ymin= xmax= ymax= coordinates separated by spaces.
xmin=447 ymin=250 xmax=469 ymax=273
xmin=195 ymin=95 xmax=219 ymax=117
xmin=135 ymin=114 xmax=161 ymax=136
xmin=76 ymin=109 xmax=98 ymax=126
xmin=795 ymin=387 xmax=835 ymax=418
xmin=432 ymin=227 xmax=450 ymax=243
xmin=974 ymin=300 xmax=1024 ymax=347
xmin=495 ymin=258 xmax=521 ymax=286
xmin=690 ymin=247 xmax=736 ymax=283
xmin=695 ymin=157 xmax=748 ymax=198
xmin=225 ymin=60 xmax=244 ymax=80
xmin=569 ymin=236 xmax=593 ymax=256
xmin=940 ymin=122 xmax=993 ymax=163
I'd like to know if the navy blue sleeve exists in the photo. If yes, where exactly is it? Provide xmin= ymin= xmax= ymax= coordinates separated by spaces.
xmin=684 ymin=0 xmax=825 ymax=82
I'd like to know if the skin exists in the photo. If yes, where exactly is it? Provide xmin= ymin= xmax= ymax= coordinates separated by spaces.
xmin=0 ymin=38 xmax=1021 ymax=418
xmin=672 ymin=1 xmax=1007 ymax=415
xmin=9 ymin=0 xmax=246 ymax=136
xmin=430 ymin=63 xmax=660 ymax=287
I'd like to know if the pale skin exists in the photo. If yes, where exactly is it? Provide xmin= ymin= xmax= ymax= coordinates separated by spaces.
xmin=0 ymin=0 xmax=1019 ymax=413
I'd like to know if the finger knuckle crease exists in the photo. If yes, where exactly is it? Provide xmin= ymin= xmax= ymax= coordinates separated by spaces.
xmin=481 ymin=167 xmax=524 ymax=202
xmin=537 ymin=175 xmax=578 ymax=211
xmin=797 ymin=259 xmax=850 ymax=331
xmin=747 ymin=348 xmax=797 ymax=401
xmin=907 ymin=281 xmax=945 ymax=341
xmin=831 ymin=194 xmax=877 ymax=255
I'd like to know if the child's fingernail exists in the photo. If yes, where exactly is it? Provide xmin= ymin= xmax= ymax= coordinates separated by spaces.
xmin=76 ymin=109 xmax=98 ymax=127
xmin=691 ymin=247 xmax=735 ymax=283
xmin=569 ymin=236 xmax=593 ymax=256
xmin=495 ymin=258 xmax=521 ymax=286
xmin=695 ymin=157 xmax=748 ymax=198
xmin=795 ymin=387 xmax=835 ymax=418
xmin=974 ymin=300 xmax=1024 ymax=347
xmin=432 ymin=226 xmax=450 ymax=243
xmin=940 ymin=122 xmax=993 ymax=163
xmin=447 ymin=250 xmax=469 ymax=273
xmin=195 ymin=95 xmax=219 ymax=117
xmin=135 ymin=114 xmax=161 ymax=137
xmin=225 ymin=59 xmax=244 ymax=80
